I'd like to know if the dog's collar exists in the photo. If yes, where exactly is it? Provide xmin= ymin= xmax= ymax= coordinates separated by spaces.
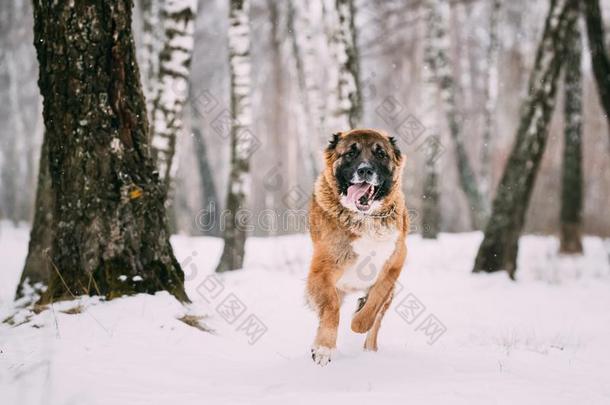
xmin=365 ymin=203 xmax=397 ymax=219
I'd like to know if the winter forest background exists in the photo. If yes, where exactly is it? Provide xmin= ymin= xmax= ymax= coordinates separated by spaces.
xmin=2 ymin=0 xmax=610 ymax=403
xmin=1 ymin=0 xmax=609 ymax=240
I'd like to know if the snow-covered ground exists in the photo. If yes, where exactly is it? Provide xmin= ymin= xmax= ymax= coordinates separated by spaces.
xmin=1 ymin=222 xmax=610 ymax=404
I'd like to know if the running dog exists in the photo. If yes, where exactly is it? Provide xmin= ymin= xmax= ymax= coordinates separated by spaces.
xmin=307 ymin=128 xmax=409 ymax=366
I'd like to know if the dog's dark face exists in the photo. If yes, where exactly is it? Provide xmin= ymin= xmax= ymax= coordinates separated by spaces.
xmin=325 ymin=129 xmax=403 ymax=213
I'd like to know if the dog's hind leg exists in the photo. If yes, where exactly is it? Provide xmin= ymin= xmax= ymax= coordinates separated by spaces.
xmin=363 ymin=292 xmax=393 ymax=351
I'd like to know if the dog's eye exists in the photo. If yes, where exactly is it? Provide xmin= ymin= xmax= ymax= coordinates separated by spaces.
xmin=344 ymin=148 xmax=359 ymax=159
xmin=375 ymin=147 xmax=387 ymax=159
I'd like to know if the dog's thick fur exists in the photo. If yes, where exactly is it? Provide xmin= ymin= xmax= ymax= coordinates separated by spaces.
xmin=306 ymin=129 xmax=409 ymax=366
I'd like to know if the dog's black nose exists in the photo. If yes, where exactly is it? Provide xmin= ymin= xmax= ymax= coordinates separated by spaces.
xmin=357 ymin=166 xmax=374 ymax=178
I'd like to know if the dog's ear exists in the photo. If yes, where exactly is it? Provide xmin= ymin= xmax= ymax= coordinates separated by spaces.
xmin=388 ymin=136 xmax=402 ymax=160
xmin=326 ymin=132 xmax=342 ymax=151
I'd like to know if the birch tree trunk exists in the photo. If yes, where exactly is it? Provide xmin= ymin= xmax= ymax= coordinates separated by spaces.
xmin=149 ymin=0 xmax=198 ymax=190
xmin=30 ymin=0 xmax=188 ymax=302
xmin=473 ymin=0 xmax=579 ymax=278
xmin=215 ymin=0 xmax=253 ymax=273
xmin=583 ymin=0 xmax=610 ymax=137
xmin=559 ymin=16 xmax=583 ymax=254
xmin=324 ymin=0 xmax=362 ymax=130
xmin=287 ymin=0 xmax=321 ymax=180
xmin=425 ymin=0 xmax=488 ymax=230
xmin=480 ymin=0 xmax=501 ymax=200
xmin=421 ymin=0 xmax=442 ymax=239
xmin=139 ymin=0 xmax=163 ymax=110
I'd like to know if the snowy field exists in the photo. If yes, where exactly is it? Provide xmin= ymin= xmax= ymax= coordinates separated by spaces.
xmin=1 ymin=222 xmax=610 ymax=405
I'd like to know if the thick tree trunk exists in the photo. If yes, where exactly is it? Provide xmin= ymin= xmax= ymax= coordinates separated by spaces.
xmin=324 ymin=0 xmax=362 ymax=130
xmin=149 ymin=0 xmax=198 ymax=189
xmin=215 ymin=0 xmax=253 ymax=273
xmin=192 ymin=127 xmax=220 ymax=237
xmin=560 ymin=16 xmax=583 ymax=254
xmin=16 ymin=135 xmax=53 ymax=300
xmin=425 ymin=0 xmax=488 ymax=230
xmin=583 ymin=0 xmax=610 ymax=136
xmin=473 ymin=0 xmax=578 ymax=278
xmin=480 ymin=0 xmax=501 ymax=200
xmin=31 ymin=0 xmax=188 ymax=302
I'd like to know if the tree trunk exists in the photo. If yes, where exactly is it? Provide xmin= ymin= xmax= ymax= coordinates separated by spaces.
xmin=139 ymin=0 xmax=163 ymax=112
xmin=421 ymin=136 xmax=441 ymax=239
xmin=265 ymin=0 xmax=291 ymax=212
xmin=192 ymin=127 xmax=220 ymax=237
xmin=324 ymin=0 xmax=362 ymax=130
xmin=421 ymin=0 xmax=442 ymax=239
xmin=473 ymin=0 xmax=578 ymax=278
xmin=215 ymin=0 xmax=253 ymax=273
xmin=15 ymin=135 xmax=53 ymax=300
xmin=0 ymin=1 xmax=35 ymax=225
xmin=480 ymin=0 xmax=501 ymax=200
xmin=149 ymin=0 xmax=198 ymax=190
xmin=583 ymin=0 xmax=610 ymax=137
xmin=425 ymin=0 xmax=488 ymax=230
xmin=0 ymin=49 xmax=20 ymax=224
xmin=31 ymin=0 xmax=188 ymax=302
xmin=559 ymin=15 xmax=583 ymax=254
xmin=287 ymin=0 xmax=321 ymax=181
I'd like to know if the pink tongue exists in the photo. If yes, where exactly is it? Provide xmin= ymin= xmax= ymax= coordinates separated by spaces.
xmin=346 ymin=183 xmax=372 ymax=204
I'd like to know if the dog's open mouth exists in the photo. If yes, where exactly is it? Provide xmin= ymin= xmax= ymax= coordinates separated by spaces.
xmin=346 ymin=182 xmax=377 ymax=212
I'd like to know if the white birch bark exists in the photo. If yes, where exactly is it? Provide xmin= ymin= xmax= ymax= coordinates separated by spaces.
xmin=323 ymin=0 xmax=361 ymax=131
xmin=149 ymin=0 xmax=198 ymax=188
xmin=140 ymin=0 xmax=163 ymax=111
xmin=289 ymin=0 xmax=324 ymax=178
xmin=216 ymin=0 xmax=253 ymax=272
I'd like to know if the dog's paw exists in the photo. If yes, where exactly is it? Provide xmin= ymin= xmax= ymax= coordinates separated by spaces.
xmin=363 ymin=338 xmax=378 ymax=352
xmin=311 ymin=346 xmax=332 ymax=366
xmin=351 ymin=311 xmax=375 ymax=334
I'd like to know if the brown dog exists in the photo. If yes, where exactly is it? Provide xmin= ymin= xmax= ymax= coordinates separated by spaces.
xmin=306 ymin=129 xmax=409 ymax=366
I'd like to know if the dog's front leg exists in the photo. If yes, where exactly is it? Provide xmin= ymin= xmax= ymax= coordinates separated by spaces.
xmin=307 ymin=272 xmax=341 ymax=366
